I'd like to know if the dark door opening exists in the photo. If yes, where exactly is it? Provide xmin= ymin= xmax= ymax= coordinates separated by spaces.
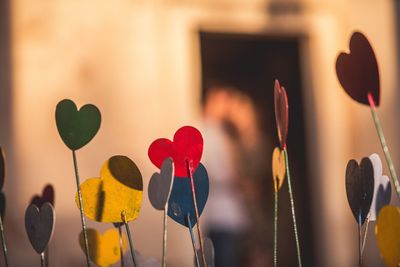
xmin=200 ymin=31 xmax=315 ymax=267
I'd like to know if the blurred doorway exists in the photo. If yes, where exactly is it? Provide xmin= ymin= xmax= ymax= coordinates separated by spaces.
xmin=200 ymin=32 xmax=315 ymax=267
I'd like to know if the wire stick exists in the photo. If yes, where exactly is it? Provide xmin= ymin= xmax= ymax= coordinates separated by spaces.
xmin=72 ymin=150 xmax=91 ymax=267
xmin=118 ymin=225 xmax=125 ymax=267
xmin=283 ymin=148 xmax=302 ymax=267
xmin=45 ymin=247 xmax=49 ymax=267
xmin=358 ymin=222 xmax=362 ymax=267
xmin=186 ymin=160 xmax=206 ymax=267
xmin=122 ymin=212 xmax=138 ymax=267
xmin=40 ymin=252 xmax=45 ymax=267
xmin=0 ymin=215 xmax=9 ymax=267
xmin=273 ymin=188 xmax=278 ymax=267
xmin=361 ymin=217 xmax=370 ymax=256
xmin=162 ymin=205 xmax=168 ymax=267
xmin=187 ymin=214 xmax=200 ymax=267
xmin=368 ymin=93 xmax=400 ymax=199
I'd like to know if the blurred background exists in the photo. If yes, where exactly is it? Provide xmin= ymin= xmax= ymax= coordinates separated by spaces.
xmin=1 ymin=0 xmax=400 ymax=266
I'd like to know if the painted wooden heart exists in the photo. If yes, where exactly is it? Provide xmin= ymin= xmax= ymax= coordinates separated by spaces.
xmin=345 ymin=157 xmax=374 ymax=225
xmin=336 ymin=31 xmax=380 ymax=106
xmin=148 ymin=158 xmax=175 ymax=210
xmin=30 ymin=184 xmax=55 ymax=208
xmin=78 ymin=155 xmax=143 ymax=223
xmin=0 ymin=147 xmax=4 ymax=191
xmin=25 ymin=202 xmax=55 ymax=254
xmin=272 ymin=147 xmax=286 ymax=192
xmin=168 ymin=163 xmax=209 ymax=227
xmin=274 ymin=80 xmax=289 ymax=149
xmin=148 ymin=126 xmax=203 ymax=177
xmin=0 ymin=192 xmax=5 ymax=220
xmin=196 ymin=237 xmax=215 ymax=267
xmin=55 ymin=99 xmax=101 ymax=151
xmin=79 ymin=228 xmax=127 ymax=267
xmin=368 ymin=153 xmax=391 ymax=221
xmin=376 ymin=205 xmax=400 ymax=267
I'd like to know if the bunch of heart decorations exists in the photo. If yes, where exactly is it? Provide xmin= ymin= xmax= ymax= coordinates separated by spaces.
xmin=336 ymin=31 xmax=400 ymax=267
xmin=0 ymin=99 xmax=214 ymax=267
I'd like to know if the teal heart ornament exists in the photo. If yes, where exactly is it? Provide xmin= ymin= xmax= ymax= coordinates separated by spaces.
xmin=55 ymin=99 xmax=101 ymax=150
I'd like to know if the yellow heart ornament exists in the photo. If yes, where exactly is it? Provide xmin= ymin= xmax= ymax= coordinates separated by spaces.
xmin=79 ymin=228 xmax=128 ymax=267
xmin=272 ymin=147 xmax=286 ymax=192
xmin=375 ymin=205 xmax=400 ymax=267
xmin=77 ymin=155 xmax=143 ymax=222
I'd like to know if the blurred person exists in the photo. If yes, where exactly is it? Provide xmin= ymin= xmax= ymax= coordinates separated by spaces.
xmin=202 ymin=86 xmax=272 ymax=267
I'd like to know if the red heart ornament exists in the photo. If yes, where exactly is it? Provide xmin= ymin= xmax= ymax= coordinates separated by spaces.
xmin=336 ymin=31 xmax=380 ymax=106
xmin=274 ymin=80 xmax=289 ymax=149
xmin=148 ymin=126 xmax=203 ymax=177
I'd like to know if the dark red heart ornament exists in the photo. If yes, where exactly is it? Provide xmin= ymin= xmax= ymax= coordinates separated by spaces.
xmin=345 ymin=157 xmax=374 ymax=225
xmin=274 ymin=80 xmax=289 ymax=149
xmin=336 ymin=31 xmax=380 ymax=106
xmin=148 ymin=126 xmax=203 ymax=177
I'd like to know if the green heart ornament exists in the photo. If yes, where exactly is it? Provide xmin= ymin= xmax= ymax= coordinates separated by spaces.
xmin=55 ymin=99 xmax=101 ymax=151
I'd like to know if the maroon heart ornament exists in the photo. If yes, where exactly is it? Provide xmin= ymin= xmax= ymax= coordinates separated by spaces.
xmin=336 ymin=31 xmax=380 ymax=106
xmin=274 ymin=80 xmax=289 ymax=149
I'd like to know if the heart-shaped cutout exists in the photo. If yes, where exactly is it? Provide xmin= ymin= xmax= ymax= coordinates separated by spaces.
xmin=148 ymin=158 xmax=175 ymax=210
xmin=55 ymin=99 xmax=101 ymax=151
xmin=272 ymin=147 xmax=286 ymax=192
xmin=25 ymin=202 xmax=55 ymax=254
xmin=30 ymin=184 xmax=55 ymax=208
xmin=148 ymin=126 xmax=203 ymax=177
xmin=168 ymin=163 xmax=209 ymax=227
xmin=0 ymin=192 xmax=5 ymax=220
xmin=368 ymin=153 xmax=391 ymax=221
xmin=79 ymin=228 xmax=127 ymax=267
xmin=0 ymin=147 xmax=4 ymax=191
xmin=77 ymin=155 xmax=143 ymax=223
xmin=336 ymin=31 xmax=380 ymax=106
xmin=196 ymin=237 xmax=215 ymax=267
xmin=274 ymin=80 xmax=289 ymax=149
xmin=375 ymin=205 xmax=400 ymax=267
xmin=345 ymin=157 xmax=374 ymax=225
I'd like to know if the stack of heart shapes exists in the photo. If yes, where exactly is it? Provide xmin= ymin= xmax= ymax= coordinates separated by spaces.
xmin=148 ymin=126 xmax=209 ymax=227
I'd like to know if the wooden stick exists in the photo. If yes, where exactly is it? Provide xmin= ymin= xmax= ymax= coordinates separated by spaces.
xmin=186 ymin=214 xmax=200 ymax=267
xmin=122 ymin=211 xmax=138 ymax=267
xmin=162 ymin=206 xmax=168 ymax=267
xmin=283 ymin=148 xmax=302 ymax=267
xmin=118 ymin=225 xmax=125 ymax=267
xmin=0 ymin=215 xmax=9 ymax=267
xmin=185 ymin=160 xmax=206 ymax=267
xmin=72 ymin=150 xmax=91 ymax=267
xmin=358 ymin=222 xmax=362 ymax=267
xmin=368 ymin=93 xmax=400 ymax=199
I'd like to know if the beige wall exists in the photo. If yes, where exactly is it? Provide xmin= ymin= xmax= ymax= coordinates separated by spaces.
xmin=4 ymin=0 xmax=399 ymax=266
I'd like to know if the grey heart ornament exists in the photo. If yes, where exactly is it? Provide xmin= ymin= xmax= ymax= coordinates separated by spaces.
xmin=195 ymin=238 xmax=215 ymax=267
xmin=25 ymin=202 xmax=55 ymax=254
xmin=148 ymin=158 xmax=174 ymax=210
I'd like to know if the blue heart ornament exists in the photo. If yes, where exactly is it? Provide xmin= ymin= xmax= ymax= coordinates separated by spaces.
xmin=168 ymin=163 xmax=209 ymax=227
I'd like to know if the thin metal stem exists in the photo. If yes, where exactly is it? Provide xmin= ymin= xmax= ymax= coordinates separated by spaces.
xmin=187 ymin=214 xmax=200 ymax=267
xmin=186 ymin=160 xmax=206 ymax=267
xmin=162 ymin=206 xmax=168 ymax=267
xmin=118 ymin=225 xmax=124 ymax=267
xmin=40 ymin=252 xmax=45 ymax=267
xmin=283 ymin=148 xmax=302 ymax=267
xmin=122 ymin=212 xmax=138 ymax=267
xmin=45 ymin=247 xmax=49 ymax=267
xmin=368 ymin=93 xmax=400 ymax=199
xmin=72 ymin=150 xmax=91 ymax=267
xmin=361 ymin=217 xmax=370 ymax=256
xmin=0 ymin=215 xmax=9 ymax=267
xmin=273 ymin=188 xmax=278 ymax=267
xmin=358 ymin=223 xmax=362 ymax=267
